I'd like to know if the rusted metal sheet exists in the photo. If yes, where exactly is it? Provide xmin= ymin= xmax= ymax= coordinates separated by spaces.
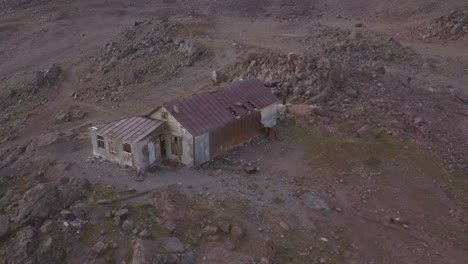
xmin=96 ymin=117 xmax=165 ymax=143
xmin=163 ymin=79 xmax=277 ymax=136
xmin=209 ymin=111 xmax=262 ymax=159
xmin=194 ymin=133 xmax=210 ymax=165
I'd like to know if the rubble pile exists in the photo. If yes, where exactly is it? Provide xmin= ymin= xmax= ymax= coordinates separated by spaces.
xmin=311 ymin=28 xmax=422 ymax=64
xmin=424 ymin=8 xmax=468 ymax=40
xmin=224 ymin=28 xmax=467 ymax=171
xmin=227 ymin=28 xmax=421 ymax=104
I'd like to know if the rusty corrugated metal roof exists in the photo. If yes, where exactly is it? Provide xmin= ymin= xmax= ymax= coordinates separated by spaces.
xmin=96 ymin=116 xmax=164 ymax=143
xmin=163 ymin=78 xmax=277 ymax=136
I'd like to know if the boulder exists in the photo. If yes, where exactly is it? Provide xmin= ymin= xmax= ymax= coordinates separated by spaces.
xmin=58 ymin=177 xmax=92 ymax=208
xmin=139 ymin=229 xmax=151 ymax=238
xmin=3 ymin=226 xmax=36 ymax=264
xmin=71 ymin=203 xmax=92 ymax=219
xmin=115 ymin=208 xmax=129 ymax=217
xmin=122 ymin=220 xmax=134 ymax=230
xmin=160 ymin=236 xmax=185 ymax=252
xmin=93 ymin=241 xmax=108 ymax=255
xmin=230 ymin=223 xmax=244 ymax=239
xmin=3 ymin=225 xmax=66 ymax=264
xmin=11 ymin=183 xmax=61 ymax=227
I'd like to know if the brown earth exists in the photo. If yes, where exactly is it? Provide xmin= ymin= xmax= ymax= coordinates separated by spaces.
xmin=0 ymin=0 xmax=467 ymax=264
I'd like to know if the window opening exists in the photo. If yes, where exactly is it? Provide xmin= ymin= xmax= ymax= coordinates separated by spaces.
xmin=123 ymin=143 xmax=132 ymax=154
xmin=234 ymin=101 xmax=251 ymax=114
xmin=161 ymin=111 xmax=168 ymax=120
xmin=241 ymin=104 xmax=251 ymax=113
xmin=247 ymin=101 xmax=257 ymax=110
xmin=97 ymin=135 xmax=105 ymax=149
xmin=227 ymin=107 xmax=240 ymax=119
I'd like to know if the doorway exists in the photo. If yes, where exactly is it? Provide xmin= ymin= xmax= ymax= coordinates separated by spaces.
xmin=171 ymin=135 xmax=182 ymax=157
xmin=159 ymin=134 xmax=166 ymax=158
xmin=148 ymin=142 xmax=156 ymax=165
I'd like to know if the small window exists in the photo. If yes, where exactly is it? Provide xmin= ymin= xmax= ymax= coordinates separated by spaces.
xmin=241 ymin=104 xmax=251 ymax=113
xmin=161 ymin=111 xmax=168 ymax=120
xmin=247 ymin=101 xmax=257 ymax=110
xmin=97 ymin=135 xmax=105 ymax=149
xmin=108 ymin=140 xmax=117 ymax=154
xmin=123 ymin=143 xmax=132 ymax=154
xmin=227 ymin=107 xmax=240 ymax=118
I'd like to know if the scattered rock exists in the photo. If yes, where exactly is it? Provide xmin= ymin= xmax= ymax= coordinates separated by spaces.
xmin=219 ymin=221 xmax=231 ymax=233
xmin=115 ymin=208 xmax=129 ymax=217
xmin=203 ymin=225 xmax=219 ymax=235
xmin=243 ymin=165 xmax=257 ymax=174
xmin=93 ymin=241 xmax=108 ymax=255
xmin=122 ymin=219 xmax=134 ymax=230
xmin=39 ymin=219 xmax=55 ymax=234
xmin=279 ymin=221 xmax=289 ymax=231
xmin=60 ymin=209 xmax=74 ymax=220
xmin=113 ymin=216 xmax=121 ymax=226
xmin=160 ymin=236 xmax=185 ymax=252
xmin=139 ymin=229 xmax=151 ymax=238
xmin=71 ymin=203 xmax=92 ymax=219
xmin=230 ymin=223 xmax=244 ymax=239
xmin=374 ymin=65 xmax=386 ymax=75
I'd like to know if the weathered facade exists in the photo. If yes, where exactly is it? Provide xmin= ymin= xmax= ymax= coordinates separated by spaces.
xmin=90 ymin=78 xmax=278 ymax=169
xmin=89 ymin=117 xmax=166 ymax=171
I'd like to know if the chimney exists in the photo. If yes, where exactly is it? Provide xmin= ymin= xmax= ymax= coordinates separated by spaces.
xmin=173 ymin=104 xmax=179 ymax=113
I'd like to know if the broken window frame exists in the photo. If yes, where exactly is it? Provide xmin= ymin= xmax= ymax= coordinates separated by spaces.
xmin=97 ymin=135 xmax=105 ymax=149
xmin=161 ymin=111 xmax=168 ymax=120
xmin=123 ymin=143 xmax=132 ymax=154
xmin=247 ymin=101 xmax=258 ymax=110
xmin=227 ymin=107 xmax=240 ymax=119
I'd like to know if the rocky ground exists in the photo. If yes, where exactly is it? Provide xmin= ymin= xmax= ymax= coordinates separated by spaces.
xmin=1 ymin=0 xmax=468 ymax=263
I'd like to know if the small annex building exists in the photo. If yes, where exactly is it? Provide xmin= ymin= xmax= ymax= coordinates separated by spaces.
xmin=89 ymin=78 xmax=278 ymax=170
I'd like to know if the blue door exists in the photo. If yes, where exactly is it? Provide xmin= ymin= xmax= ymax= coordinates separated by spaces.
xmin=148 ymin=142 xmax=156 ymax=165
xmin=194 ymin=133 xmax=210 ymax=165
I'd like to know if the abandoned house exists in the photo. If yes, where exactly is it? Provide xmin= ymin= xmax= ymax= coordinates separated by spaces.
xmin=89 ymin=78 xmax=278 ymax=170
